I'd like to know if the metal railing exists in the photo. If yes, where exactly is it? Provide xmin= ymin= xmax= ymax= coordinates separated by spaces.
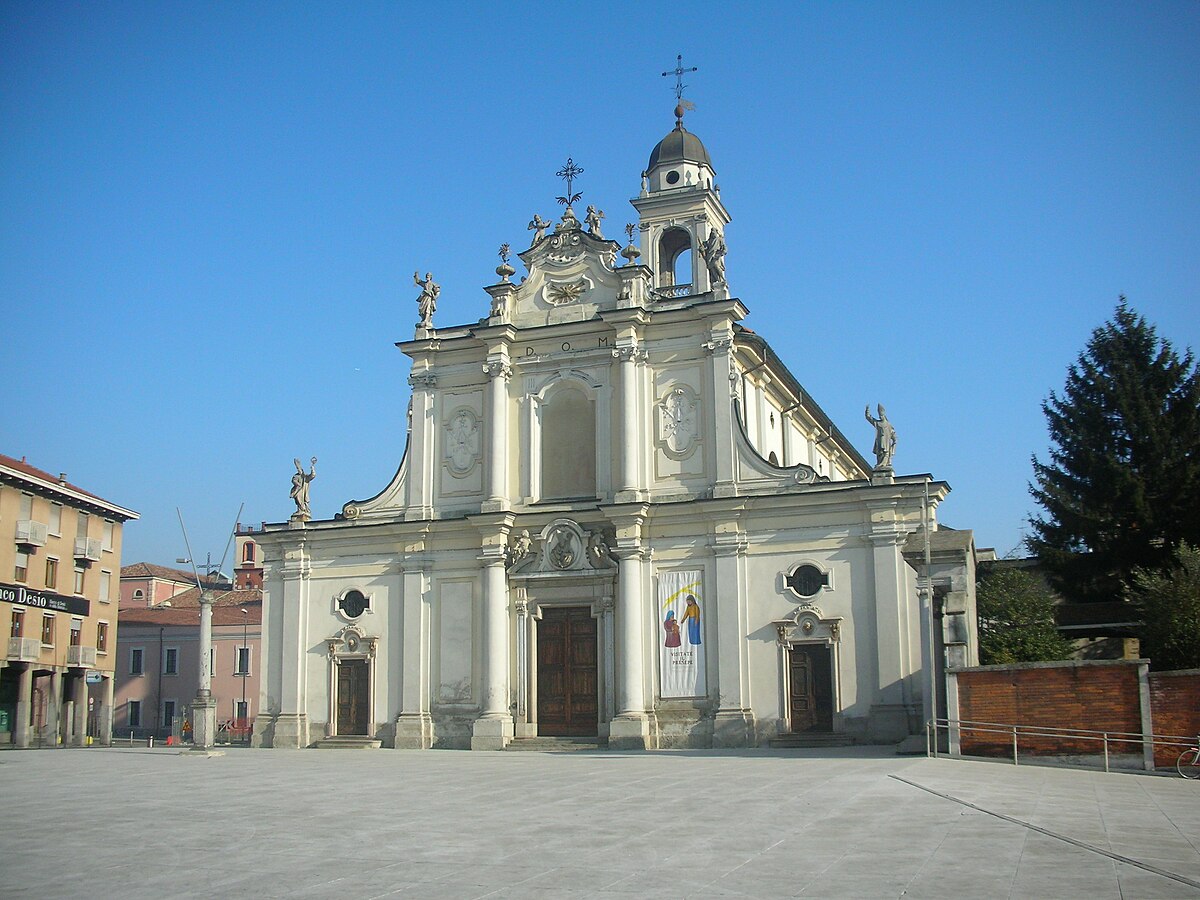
xmin=927 ymin=717 xmax=1199 ymax=773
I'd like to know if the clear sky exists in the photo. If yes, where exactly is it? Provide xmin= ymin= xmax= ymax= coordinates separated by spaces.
xmin=2 ymin=1 xmax=1197 ymax=571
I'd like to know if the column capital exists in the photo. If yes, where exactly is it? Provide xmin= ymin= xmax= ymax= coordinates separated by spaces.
xmin=408 ymin=370 xmax=438 ymax=388
xmin=611 ymin=345 xmax=647 ymax=363
xmin=477 ymin=546 xmax=508 ymax=566
xmin=701 ymin=337 xmax=734 ymax=353
xmin=482 ymin=359 xmax=513 ymax=380
xmin=710 ymin=534 xmax=748 ymax=557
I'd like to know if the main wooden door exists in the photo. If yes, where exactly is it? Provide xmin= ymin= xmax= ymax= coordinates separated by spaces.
xmin=336 ymin=659 xmax=370 ymax=736
xmin=789 ymin=644 xmax=834 ymax=733
xmin=537 ymin=606 xmax=598 ymax=736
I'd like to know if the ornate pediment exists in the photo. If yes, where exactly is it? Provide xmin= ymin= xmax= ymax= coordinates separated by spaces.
xmin=326 ymin=624 xmax=378 ymax=658
xmin=506 ymin=518 xmax=617 ymax=578
xmin=774 ymin=603 xmax=842 ymax=646
xmin=508 ymin=212 xmax=624 ymax=324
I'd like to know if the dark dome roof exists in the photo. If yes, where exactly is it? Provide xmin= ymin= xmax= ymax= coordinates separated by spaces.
xmin=647 ymin=123 xmax=712 ymax=170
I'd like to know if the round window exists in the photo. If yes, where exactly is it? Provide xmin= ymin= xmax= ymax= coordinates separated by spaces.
xmin=665 ymin=170 xmax=680 ymax=185
xmin=340 ymin=590 xmax=368 ymax=618
xmin=786 ymin=565 xmax=826 ymax=598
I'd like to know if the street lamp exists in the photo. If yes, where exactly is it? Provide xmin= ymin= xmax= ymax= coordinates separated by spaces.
xmin=240 ymin=607 xmax=248 ymax=734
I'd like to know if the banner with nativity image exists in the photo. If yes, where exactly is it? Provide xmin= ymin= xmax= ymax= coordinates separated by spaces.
xmin=658 ymin=570 xmax=707 ymax=699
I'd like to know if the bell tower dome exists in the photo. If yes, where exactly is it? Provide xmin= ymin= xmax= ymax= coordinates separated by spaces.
xmin=631 ymin=105 xmax=731 ymax=299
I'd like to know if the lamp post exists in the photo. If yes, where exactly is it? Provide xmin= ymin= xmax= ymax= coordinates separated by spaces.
xmin=240 ymin=608 xmax=248 ymax=736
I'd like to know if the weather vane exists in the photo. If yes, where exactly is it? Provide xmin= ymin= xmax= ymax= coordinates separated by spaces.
xmin=555 ymin=157 xmax=583 ymax=208
xmin=662 ymin=53 xmax=698 ymax=102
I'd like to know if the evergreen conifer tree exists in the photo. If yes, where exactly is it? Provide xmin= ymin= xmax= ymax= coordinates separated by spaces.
xmin=1029 ymin=300 xmax=1200 ymax=604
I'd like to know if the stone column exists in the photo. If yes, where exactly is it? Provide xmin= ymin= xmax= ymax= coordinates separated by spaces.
xmin=273 ymin=540 xmax=311 ymax=748
xmin=472 ymin=549 xmax=513 ymax=749
xmin=613 ymin=345 xmax=644 ymax=502
xmin=712 ymin=535 xmax=756 ymax=747
xmin=71 ymin=674 xmax=88 ymax=746
xmin=14 ymin=664 xmax=32 ymax=749
xmin=47 ymin=670 xmax=62 ymax=746
xmin=98 ymin=673 xmax=114 ymax=746
xmin=405 ymin=370 xmax=438 ymax=521
xmin=482 ymin=359 xmax=512 ymax=513
xmin=609 ymin=547 xmax=650 ymax=750
xmin=191 ymin=590 xmax=218 ymax=750
xmin=868 ymin=529 xmax=917 ymax=742
xmin=704 ymin=335 xmax=737 ymax=497
xmin=395 ymin=557 xmax=433 ymax=749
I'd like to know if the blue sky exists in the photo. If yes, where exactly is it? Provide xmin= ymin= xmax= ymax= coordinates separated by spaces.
xmin=2 ymin=1 xmax=1197 ymax=569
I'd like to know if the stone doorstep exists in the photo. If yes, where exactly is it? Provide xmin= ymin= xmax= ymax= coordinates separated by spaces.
xmin=769 ymin=732 xmax=856 ymax=749
xmin=505 ymin=736 xmax=608 ymax=751
xmin=313 ymin=736 xmax=384 ymax=749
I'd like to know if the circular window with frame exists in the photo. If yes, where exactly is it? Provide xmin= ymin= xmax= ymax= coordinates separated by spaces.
xmin=665 ymin=170 xmax=681 ymax=185
xmin=339 ymin=590 xmax=369 ymax=619
xmin=785 ymin=564 xmax=828 ymax=598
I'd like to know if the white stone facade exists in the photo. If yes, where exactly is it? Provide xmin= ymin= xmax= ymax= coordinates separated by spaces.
xmin=252 ymin=117 xmax=978 ymax=750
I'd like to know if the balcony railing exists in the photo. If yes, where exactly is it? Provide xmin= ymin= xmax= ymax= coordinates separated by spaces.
xmin=74 ymin=537 xmax=102 ymax=562
xmin=66 ymin=645 xmax=98 ymax=668
xmin=651 ymin=283 xmax=695 ymax=300
xmin=15 ymin=520 xmax=48 ymax=547
xmin=7 ymin=636 xmax=41 ymax=662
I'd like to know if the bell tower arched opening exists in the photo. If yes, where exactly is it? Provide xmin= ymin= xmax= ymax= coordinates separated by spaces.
xmin=658 ymin=227 xmax=693 ymax=288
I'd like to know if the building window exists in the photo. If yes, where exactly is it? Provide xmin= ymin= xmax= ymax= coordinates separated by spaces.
xmin=73 ymin=566 xmax=85 ymax=595
xmin=20 ymin=493 xmax=33 ymax=520
xmin=76 ymin=511 xmax=89 ymax=541
xmin=236 ymin=646 xmax=251 ymax=676
xmin=339 ymin=590 xmax=369 ymax=619
xmin=70 ymin=618 xmax=82 ymax=646
xmin=163 ymin=647 xmax=178 ymax=676
xmin=162 ymin=699 xmax=176 ymax=732
xmin=235 ymin=700 xmax=249 ymax=723
xmin=130 ymin=647 xmax=144 ymax=676
xmin=99 ymin=570 xmax=111 ymax=603
xmin=243 ymin=542 xmax=255 ymax=563
xmin=10 ymin=609 xmax=24 ymax=638
xmin=128 ymin=700 xmax=142 ymax=729
xmin=41 ymin=614 xmax=55 ymax=646
xmin=44 ymin=557 xmax=58 ymax=590
xmin=102 ymin=520 xmax=114 ymax=552
xmin=132 ymin=589 xmax=145 ymax=602
xmin=14 ymin=551 xmax=29 ymax=583
xmin=48 ymin=503 xmax=63 ymax=536
xmin=97 ymin=621 xmax=108 ymax=653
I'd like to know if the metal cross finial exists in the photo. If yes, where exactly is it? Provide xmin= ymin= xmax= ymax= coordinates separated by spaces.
xmin=555 ymin=157 xmax=584 ymax=208
xmin=662 ymin=54 xmax=698 ymax=102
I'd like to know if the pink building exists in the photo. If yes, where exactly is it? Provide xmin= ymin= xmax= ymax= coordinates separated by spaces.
xmin=113 ymin=588 xmax=261 ymax=741
xmin=119 ymin=562 xmax=227 ymax=610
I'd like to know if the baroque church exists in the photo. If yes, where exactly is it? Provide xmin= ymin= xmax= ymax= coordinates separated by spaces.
xmin=252 ymin=98 xmax=979 ymax=751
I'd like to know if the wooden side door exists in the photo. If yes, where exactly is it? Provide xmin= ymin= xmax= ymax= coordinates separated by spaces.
xmin=789 ymin=644 xmax=834 ymax=733
xmin=336 ymin=659 xmax=369 ymax=736
xmin=537 ymin=607 xmax=598 ymax=736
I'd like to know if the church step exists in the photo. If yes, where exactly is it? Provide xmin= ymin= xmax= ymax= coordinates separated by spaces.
xmin=769 ymin=732 xmax=854 ymax=749
xmin=313 ymin=736 xmax=383 ymax=750
xmin=506 ymin=737 xmax=607 ymax=752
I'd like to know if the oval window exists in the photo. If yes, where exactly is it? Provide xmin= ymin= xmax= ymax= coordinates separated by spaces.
xmin=666 ymin=170 xmax=680 ymax=185
xmin=340 ymin=590 xmax=368 ymax=618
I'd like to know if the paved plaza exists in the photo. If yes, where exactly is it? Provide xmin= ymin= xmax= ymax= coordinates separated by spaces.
xmin=1 ymin=746 xmax=1198 ymax=899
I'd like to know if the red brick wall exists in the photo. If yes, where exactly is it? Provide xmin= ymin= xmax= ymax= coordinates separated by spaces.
xmin=956 ymin=662 xmax=1143 ymax=757
xmin=1149 ymin=670 xmax=1200 ymax=766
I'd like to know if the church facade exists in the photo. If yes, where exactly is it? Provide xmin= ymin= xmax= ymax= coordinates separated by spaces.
xmin=252 ymin=110 xmax=978 ymax=751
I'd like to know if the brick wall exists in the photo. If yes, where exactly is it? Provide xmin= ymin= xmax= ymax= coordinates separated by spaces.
xmin=954 ymin=661 xmax=1144 ymax=758
xmin=1148 ymin=669 xmax=1200 ymax=767
xmin=952 ymin=661 xmax=1200 ymax=767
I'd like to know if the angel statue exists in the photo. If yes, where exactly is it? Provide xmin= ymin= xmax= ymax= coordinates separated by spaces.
xmin=528 ymin=214 xmax=551 ymax=243
xmin=414 ymin=271 xmax=440 ymax=327
xmin=701 ymin=230 xmax=727 ymax=284
xmin=864 ymin=404 xmax=897 ymax=469
xmin=584 ymin=205 xmax=605 ymax=239
xmin=290 ymin=457 xmax=317 ymax=519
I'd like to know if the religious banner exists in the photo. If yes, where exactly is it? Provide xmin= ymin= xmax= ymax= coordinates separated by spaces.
xmin=658 ymin=570 xmax=706 ymax=699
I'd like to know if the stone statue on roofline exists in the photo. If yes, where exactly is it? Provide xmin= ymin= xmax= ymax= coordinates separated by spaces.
xmin=414 ymin=271 xmax=439 ymax=329
xmin=584 ymin=205 xmax=605 ymax=239
xmin=290 ymin=457 xmax=317 ymax=520
xmin=864 ymin=404 xmax=896 ymax=469
xmin=701 ymin=230 xmax=727 ymax=284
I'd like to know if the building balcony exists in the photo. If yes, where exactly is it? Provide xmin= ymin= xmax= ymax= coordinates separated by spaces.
xmin=74 ymin=537 xmax=102 ymax=563
xmin=7 ymin=636 xmax=41 ymax=663
xmin=67 ymin=645 xmax=98 ymax=668
xmin=651 ymin=283 xmax=694 ymax=300
xmin=15 ymin=519 xmax=48 ymax=548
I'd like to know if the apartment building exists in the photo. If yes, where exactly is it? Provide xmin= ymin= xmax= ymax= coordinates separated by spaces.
xmin=0 ymin=454 xmax=138 ymax=747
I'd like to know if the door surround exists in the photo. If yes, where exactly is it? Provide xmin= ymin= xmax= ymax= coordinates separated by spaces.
xmin=325 ymin=625 xmax=378 ymax=739
xmin=773 ymin=604 xmax=842 ymax=735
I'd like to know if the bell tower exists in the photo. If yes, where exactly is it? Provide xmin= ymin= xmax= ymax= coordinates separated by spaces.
xmin=631 ymin=58 xmax=731 ymax=299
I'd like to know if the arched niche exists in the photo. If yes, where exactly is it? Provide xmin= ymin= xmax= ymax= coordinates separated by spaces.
xmin=657 ymin=227 xmax=692 ymax=288
xmin=539 ymin=382 xmax=597 ymax=500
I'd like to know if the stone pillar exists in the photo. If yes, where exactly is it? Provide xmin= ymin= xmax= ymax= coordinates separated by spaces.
xmin=711 ymin=535 xmax=756 ymax=747
xmin=395 ymin=557 xmax=433 ymax=749
xmin=14 ymin=664 xmax=32 ymax=749
xmin=482 ymin=359 xmax=512 ymax=513
xmin=47 ymin=670 xmax=62 ymax=746
xmin=472 ymin=550 xmax=513 ymax=749
xmin=613 ymin=345 xmax=644 ymax=502
xmin=868 ymin=529 xmax=918 ymax=742
xmin=273 ymin=540 xmax=311 ymax=748
xmin=192 ymin=590 xmax=218 ymax=750
xmin=98 ymin=673 xmax=114 ymax=746
xmin=405 ymin=370 xmax=438 ymax=521
xmin=609 ymin=547 xmax=650 ymax=750
xmin=704 ymin=334 xmax=737 ymax=497
xmin=70 ymin=674 xmax=88 ymax=746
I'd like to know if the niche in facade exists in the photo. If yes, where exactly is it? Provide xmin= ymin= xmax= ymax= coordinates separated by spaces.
xmin=540 ymin=387 xmax=596 ymax=499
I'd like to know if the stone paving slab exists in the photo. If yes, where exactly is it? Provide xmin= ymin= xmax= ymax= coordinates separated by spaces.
xmin=0 ymin=746 xmax=1197 ymax=898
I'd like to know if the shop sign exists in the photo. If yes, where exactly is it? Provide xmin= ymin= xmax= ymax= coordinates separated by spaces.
xmin=0 ymin=582 xmax=90 ymax=616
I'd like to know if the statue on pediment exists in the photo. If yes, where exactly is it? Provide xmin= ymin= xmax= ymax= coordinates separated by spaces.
xmin=528 ymin=214 xmax=551 ymax=243
xmin=414 ymin=272 xmax=439 ymax=328
xmin=290 ymin=457 xmax=317 ymax=519
xmin=584 ymin=205 xmax=605 ymax=239
xmin=865 ymin=404 xmax=897 ymax=468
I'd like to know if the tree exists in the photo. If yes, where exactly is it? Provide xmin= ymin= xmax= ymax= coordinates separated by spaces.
xmin=1130 ymin=543 xmax=1200 ymax=671
xmin=1028 ymin=300 xmax=1200 ymax=604
xmin=976 ymin=566 xmax=1073 ymax=665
